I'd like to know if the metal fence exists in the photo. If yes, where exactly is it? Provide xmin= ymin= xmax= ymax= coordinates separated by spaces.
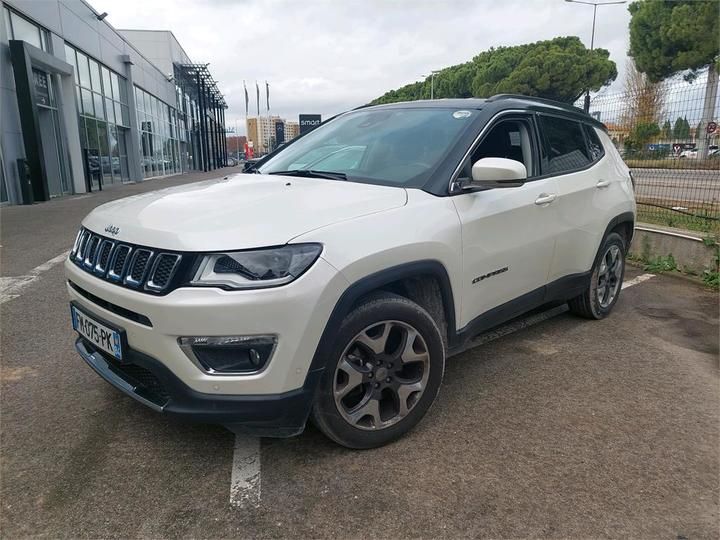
xmin=586 ymin=79 xmax=719 ymax=233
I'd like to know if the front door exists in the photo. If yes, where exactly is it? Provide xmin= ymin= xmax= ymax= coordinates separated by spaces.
xmin=34 ymin=69 xmax=71 ymax=197
xmin=451 ymin=115 xmax=560 ymax=329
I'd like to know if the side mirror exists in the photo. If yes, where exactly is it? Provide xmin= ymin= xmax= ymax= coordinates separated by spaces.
xmin=467 ymin=157 xmax=526 ymax=189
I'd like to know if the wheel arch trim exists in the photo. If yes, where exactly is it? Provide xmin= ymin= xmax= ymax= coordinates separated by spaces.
xmin=306 ymin=260 xmax=457 ymax=377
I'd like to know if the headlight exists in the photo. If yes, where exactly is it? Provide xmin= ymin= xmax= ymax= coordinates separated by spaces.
xmin=191 ymin=243 xmax=322 ymax=290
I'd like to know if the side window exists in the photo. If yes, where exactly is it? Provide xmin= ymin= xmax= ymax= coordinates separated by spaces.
xmin=467 ymin=117 xmax=536 ymax=178
xmin=539 ymin=115 xmax=591 ymax=175
xmin=583 ymin=124 xmax=605 ymax=162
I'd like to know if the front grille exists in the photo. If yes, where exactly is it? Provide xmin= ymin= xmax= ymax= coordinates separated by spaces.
xmin=95 ymin=240 xmax=114 ymax=274
xmin=125 ymin=249 xmax=153 ymax=287
xmin=70 ymin=228 xmax=184 ymax=294
xmin=147 ymin=253 xmax=181 ymax=291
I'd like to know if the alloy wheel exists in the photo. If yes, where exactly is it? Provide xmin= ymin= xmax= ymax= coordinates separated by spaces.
xmin=596 ymin=244 xmax=623 ymax=308
xmin=333 ymin=320 xmax=430 ymax=430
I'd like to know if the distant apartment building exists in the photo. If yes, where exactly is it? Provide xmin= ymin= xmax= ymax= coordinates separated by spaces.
xmin=246 ymin=116 xmax=278 ymax=154
xmin=246 ymin=116 xmax=300 ymax=155
xmin=284 ymin=121 xmax=299 ymax=140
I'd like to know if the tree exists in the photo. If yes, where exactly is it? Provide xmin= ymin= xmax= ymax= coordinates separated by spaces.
xmin=372 ymin=36 xmax=617 ymax=105
xmin=628 ymin=0 xmax=719 ymax=157
xmin=673 ymin=116 xmax=690 ymax=140
xmin=622 ymin=60 xmax=665 ymax=128
xmin=661 ymin=120 xmax=672 ymax=140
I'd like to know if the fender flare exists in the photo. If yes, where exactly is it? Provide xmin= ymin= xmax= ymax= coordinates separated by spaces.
xmin=604 ymin=211 xmax=635 ymax=244
xmin=590 ymin=211 xmax=635 ymax=270
xmin=305 ymin=260 xmax=457 ymax=377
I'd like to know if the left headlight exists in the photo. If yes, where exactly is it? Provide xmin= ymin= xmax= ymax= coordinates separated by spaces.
xmin=191 ymin=243 xmax=322 ymax=290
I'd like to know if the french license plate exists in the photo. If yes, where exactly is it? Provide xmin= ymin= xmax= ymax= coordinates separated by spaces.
xmin=71 ymin=305 xmax=123 ymax=360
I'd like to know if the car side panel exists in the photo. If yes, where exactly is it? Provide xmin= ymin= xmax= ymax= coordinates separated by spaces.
xmin=549 ymin=128 xmax=635 ymax=281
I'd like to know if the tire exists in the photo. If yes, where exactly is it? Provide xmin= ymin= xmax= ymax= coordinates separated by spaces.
xmin=568 ymin=232 xmax=626 ymax=320
xmin=311 ymin=292 xmax=445 ymax=449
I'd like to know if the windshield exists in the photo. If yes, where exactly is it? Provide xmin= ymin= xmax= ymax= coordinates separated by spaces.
xmin=258 ymin=108 xmax=476 ymax=187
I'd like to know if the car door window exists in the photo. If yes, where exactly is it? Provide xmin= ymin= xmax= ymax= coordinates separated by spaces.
xmin=460 ymin=117 xmax=536 ymax=180
xmin=582 ymin=124 xmax=605 ymax=161
xmin=539 ymin=115 xmax=591 ymax=174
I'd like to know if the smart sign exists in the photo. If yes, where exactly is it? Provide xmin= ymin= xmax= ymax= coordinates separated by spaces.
xmin=299 ymin=114 xmax=322 ymax=135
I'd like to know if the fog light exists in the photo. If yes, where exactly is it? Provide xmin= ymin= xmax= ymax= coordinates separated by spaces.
xmin=178 ymin=335 xmax=277 ymax=374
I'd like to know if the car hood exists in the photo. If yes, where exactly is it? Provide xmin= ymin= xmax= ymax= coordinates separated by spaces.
xmin=82 ymin=173 xmax=408 ymax=251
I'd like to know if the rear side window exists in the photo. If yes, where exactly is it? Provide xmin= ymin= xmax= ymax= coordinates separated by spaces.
xmin=539 ymin=115 xmax=590 ymax=175
xmin=583 ymin=124 xmax=605 ymax=161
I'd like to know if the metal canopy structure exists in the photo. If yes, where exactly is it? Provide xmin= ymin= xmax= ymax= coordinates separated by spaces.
xmin=174 ymin=62 xmax=228 ymax=172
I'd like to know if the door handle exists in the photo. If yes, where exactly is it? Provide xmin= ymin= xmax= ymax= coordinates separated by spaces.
xmin=534 ymin=193 xmax=556 ymax=205
xmin=596 ymin=179 xmax=611 ymax=188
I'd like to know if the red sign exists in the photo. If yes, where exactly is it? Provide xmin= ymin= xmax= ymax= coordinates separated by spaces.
xmin=707 ymin=121 xmax=717 ymax=134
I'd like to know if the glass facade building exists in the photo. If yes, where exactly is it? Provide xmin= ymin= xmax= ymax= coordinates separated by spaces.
xmin=64 ymin=43 xmax=131 ymax=188
xmin=135 ymin=86 xmax=182 ymax=179
xmin=1 ymin=0 xmax=228 ymax=206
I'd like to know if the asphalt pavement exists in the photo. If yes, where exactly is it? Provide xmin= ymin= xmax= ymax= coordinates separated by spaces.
xmin=1 ymin=171 xmax=718 ymax=538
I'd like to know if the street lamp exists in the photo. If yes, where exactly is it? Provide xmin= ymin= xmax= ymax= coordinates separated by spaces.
xmin=565 ymin=0 xmax=626 ymax=112
xmin=421 ymin=71 xmax=441 ymax=99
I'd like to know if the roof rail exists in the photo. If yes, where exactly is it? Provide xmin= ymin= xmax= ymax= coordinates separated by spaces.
xmin=487 ymin=94 xmax=585 ymax=114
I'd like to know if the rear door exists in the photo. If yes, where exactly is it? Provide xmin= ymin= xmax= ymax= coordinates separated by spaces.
xmin=451 ymin=114 xmax=561 ymax=329
xmin=537 ymin=115 xmax=618 ymax=281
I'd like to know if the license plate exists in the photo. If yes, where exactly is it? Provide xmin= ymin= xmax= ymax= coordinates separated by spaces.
xmin=71 ymin=305 xmax=123 ymax=360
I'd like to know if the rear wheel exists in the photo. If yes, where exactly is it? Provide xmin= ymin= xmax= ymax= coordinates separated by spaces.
xmin=568 ymin=232 xmax=626 ymax=319
xmin=311 ymin=293 xmax=445 ymax=449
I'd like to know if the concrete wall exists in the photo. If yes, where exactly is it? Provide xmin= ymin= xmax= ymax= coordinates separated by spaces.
xmin=116 ymin=29 xmax=192 ymax=77
xmin=630 ymin=223 xmax=719 ymax=274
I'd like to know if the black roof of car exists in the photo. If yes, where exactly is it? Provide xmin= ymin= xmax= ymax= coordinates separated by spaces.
xmin=361 ymin=94 xmax=605 ymax=130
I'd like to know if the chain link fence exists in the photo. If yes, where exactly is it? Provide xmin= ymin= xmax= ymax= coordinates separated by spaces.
xmin=586 ymin=79 xmax=719 ymax=234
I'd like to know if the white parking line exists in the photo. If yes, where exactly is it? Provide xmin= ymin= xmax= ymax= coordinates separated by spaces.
xmin=0 ymin=250 xmax=71 ymax=305
xmin=226 ymin=271 xmax=657 ymax=507
xmin=230 ymin=435 xmax=261 ymax=508
xmin=621 ymin=273 xmax=656 ymax=289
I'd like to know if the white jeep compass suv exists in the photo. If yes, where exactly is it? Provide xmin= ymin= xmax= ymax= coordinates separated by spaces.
xmin=66 ymin=95 xmax=636 ymax=448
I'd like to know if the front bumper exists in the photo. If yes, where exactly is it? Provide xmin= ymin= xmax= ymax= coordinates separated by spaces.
xmin=65 ymin=256 xmax=347 ymax=396
xmin=76 ymin=337 xmax=322 ymax=437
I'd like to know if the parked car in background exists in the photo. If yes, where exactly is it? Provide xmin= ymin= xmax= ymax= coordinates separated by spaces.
xmin=679 ymin=145 xmax=718 ymax=159
xmin=66 ymin=95 xmax=635 ymax=448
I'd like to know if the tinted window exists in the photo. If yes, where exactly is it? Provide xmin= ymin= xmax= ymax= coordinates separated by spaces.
xmin=539 ymin=116 xmax=590 ymax=174
xmin=583 ymin=124 xmax=604 ymax=161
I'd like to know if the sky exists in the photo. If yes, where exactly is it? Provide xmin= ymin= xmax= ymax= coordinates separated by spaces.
xmin=95 ymin=0 xmax=636 ymax=135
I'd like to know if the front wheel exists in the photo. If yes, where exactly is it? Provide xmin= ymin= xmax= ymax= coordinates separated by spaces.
xmin=568 ymin=232 xmax=626 ymax=319
xmin=311 ymin=293 xmax=445 ymax=449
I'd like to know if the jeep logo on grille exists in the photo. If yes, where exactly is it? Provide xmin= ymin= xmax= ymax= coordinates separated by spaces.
xmin=104 ymin=225 xmax=120 ymax=236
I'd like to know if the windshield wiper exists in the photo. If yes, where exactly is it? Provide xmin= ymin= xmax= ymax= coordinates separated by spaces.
xmin=266 ymin=169 xmax=348 ymax=181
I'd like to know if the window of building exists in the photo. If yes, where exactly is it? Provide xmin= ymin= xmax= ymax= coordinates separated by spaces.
xmin=134 ymin=86 xmax=182 ymax=179
xmin=64 ymin=43 xmax=131 ymax=187
xmin=539 ymin=115 xmax=591 ymax=175
xmin=3 ymin=7 xmax=50 ymax=51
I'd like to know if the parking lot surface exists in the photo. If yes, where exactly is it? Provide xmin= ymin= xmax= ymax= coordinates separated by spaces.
xmin=1 ymin=173 xmax=718 ymax=538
